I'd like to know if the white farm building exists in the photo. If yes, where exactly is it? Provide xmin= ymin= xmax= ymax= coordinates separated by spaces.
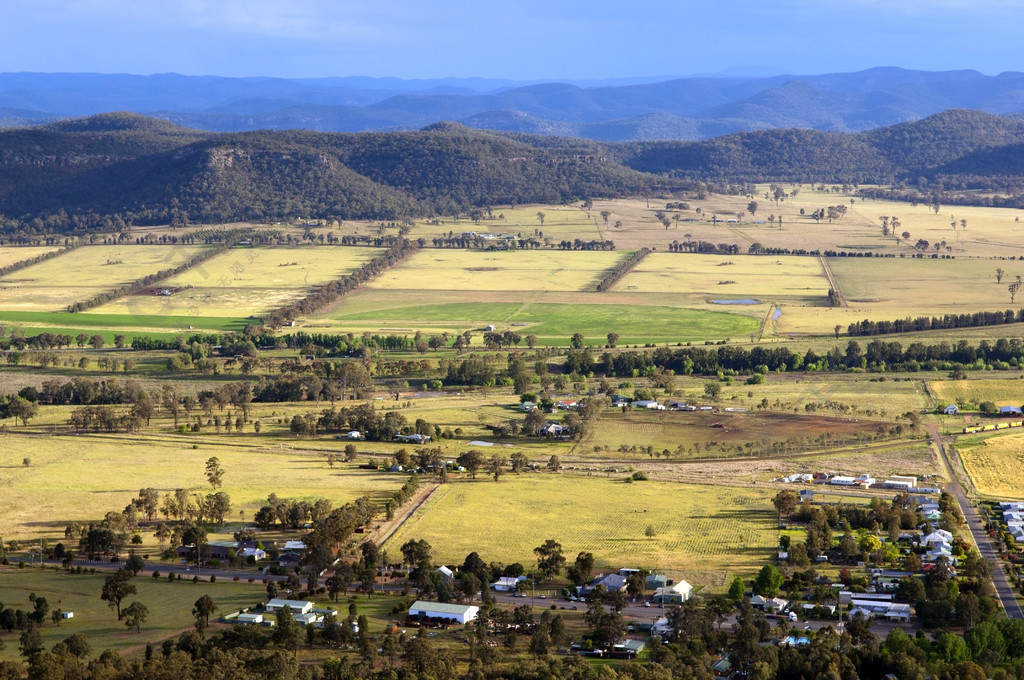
xmin=407 ymin=600 xmax=479 ymax=625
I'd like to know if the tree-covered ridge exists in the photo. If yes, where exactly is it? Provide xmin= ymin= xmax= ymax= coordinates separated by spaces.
xmin=5 ymin=109 xmax=1024 ymax=231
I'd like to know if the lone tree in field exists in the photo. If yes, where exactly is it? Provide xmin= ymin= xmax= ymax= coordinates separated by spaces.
xmin=192 ymin=595 xmax=217 ymax=637
xmin=600 ymin=210 xmax=611 ymax=226
xmin=645 ymin=524 xmax=656 ymax=540
xmin=747 ymin=201 xmax=758 ymax=216
xmin=997 ymin=268 xmax=1005 ymax=284
xmin=123 ymin=601 xmax=149 ymax=633
xmin=1011 ymin=280 xmax=1023 ymax=304
xmin=488 ymin=454 xmax=506 ymax=482
xmin=100 ymin=569 xmax=137 ymax=620
xmin=534 ymin=539 xmax=566 ymax=580
xmin=205 ymin=456 xmax=224 ymax=489
xmin=607 ymin=332 xmax=619 ymax=348
xmin=536 ymin=211 xmax=545 ymax=226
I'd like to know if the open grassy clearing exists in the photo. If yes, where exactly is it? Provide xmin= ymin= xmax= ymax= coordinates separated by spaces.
xmin=367 ymin=249 xmax=624 ymax=293
xmin=958 ymin=432 xmax=1024 ymax=498
xmin=0 ymin=431 xmax=407 ymax=541
xmin=0 ymin=567 xmax=274 ymax=662
xmin=0 ymin=246 xmax=60 ymax=268
xmin=91 ymin=246 xmax=383 ymax=318
xmin=0 ymin=245 xmax=210 ymax=312
xmin=383 ymin=475 xmax=776 ymax=587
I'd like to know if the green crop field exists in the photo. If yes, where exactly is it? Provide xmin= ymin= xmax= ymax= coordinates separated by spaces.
xmin=326 ymin=299 xmax=759 ymax=345
xmin=0 ymin=431 xmax=407 ymax=541
xmin=91 ymin=246 xmax=384 ymax=318
xmin=0 ymin=245 xmax=210 ymax=312
xmin=384 ymin=474 xmax=776 ymax=587
xmin=0 ymin=567 xmax=278 ymax=661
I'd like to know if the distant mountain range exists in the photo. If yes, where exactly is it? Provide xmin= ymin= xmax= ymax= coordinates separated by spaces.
xmin=4 ymin=69 xmax=1024 ymax=141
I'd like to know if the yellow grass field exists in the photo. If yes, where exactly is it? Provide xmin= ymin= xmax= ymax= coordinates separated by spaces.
xmin=0 ymin=246 xmax=60 ymax=269
xmin=928 ymin=378 xmax=1024 ymax=408
xmin=367 ymin=249 xmax=624 ymax=293
xmin=0 ymin=245 xmax=209 ymax=312
xmin=959 ymin=432 xmax=1024 ymax=498
xmin=384 ymin=474 xmax=776 ymax=587
xmin=91 ymin=246 xmax=383 ymax=317
xmin=614 ymin=253 xmax=828 ymax=303
xmin=0 ymin=431 xmax=406 ymax=541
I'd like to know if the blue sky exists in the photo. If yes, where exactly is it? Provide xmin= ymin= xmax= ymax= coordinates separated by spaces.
xmin=2 ymin=0 xmax=1021 ymax=80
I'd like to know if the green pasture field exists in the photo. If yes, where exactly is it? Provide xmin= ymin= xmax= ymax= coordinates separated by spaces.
xmin=325 ymin=298 xmax=760 ymax=345
xmin=0 ymin=245 xmax=210 ymax=312
xmin=0 ymin=567 xmax=273 ymax=661
xmin=958 ymin=432 xmax=1024 ymax=498
xmin=91 ymin=246 xmax=384 ymax=318
xmin=366 ymin=249 xmax=624 ymax=293
xmin=384 ymin=475 xmax=777 ymax=588
xmin=0 ymin=246 xmax=60 ymax=268
xmin=0 ymin=431 xmax=407 ymax=541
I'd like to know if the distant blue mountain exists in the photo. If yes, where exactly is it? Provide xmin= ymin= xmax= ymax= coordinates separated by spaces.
xmin=3 ymin=69 xmax=1024 ymax=140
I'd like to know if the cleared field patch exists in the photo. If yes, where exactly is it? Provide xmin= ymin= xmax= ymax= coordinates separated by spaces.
xmin=584 ymin=410 xmax=884 ymax=458
xmin=0 ymin=246 xmax=60 ymax=268
xmin=367 ymin=249 xmax=623 ymax=293
xmin=383 ymin=475 xmax=776 ymax=585
xmin=831 ymin=257 xmax=1011 ymax=311
xmin=0 ymin=245 xmax=209 ymax=312
xmin=0 ymin=432 xmax=405 ymax=541
xmin=614 ymin=253 xmax=829 ymax=305
xmin=91 ymin=246 xmax=383 ymax=317
xmin=959 ymin=432 xmax=1024 ymax=498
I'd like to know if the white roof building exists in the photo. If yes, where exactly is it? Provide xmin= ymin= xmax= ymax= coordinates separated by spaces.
xmin=266 ymin=599 xmax=315 ymax=615
xmin=408 ymin=600 xmax=479 ymax=624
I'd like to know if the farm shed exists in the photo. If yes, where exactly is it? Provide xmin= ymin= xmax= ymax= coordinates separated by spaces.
xmin=492 ymin=575 xmax=527 ymax=591
xmin=266 ymin=599 xmax=315 ymax=615
xmin=1001 ymin=406 xmax=1023 ymax=416
xmin=408 ymin=600 xmax=479 ymax=624
xmin=944 ymin=405 xmax=960 ymax=415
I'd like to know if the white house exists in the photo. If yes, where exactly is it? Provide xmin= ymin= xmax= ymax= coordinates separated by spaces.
xmin=283 ymin=540 xmax=307 ymax=552
xmin=492 ymin=575 xmax=527 ymax=591
xmin=408 ymin=600 xmax=479 ymax=624
xmin=943 ymin=405 xmax=960 ymax=415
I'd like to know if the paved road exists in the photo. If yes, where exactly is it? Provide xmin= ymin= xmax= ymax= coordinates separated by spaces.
xmin=928 ymin=425 xmax=1023 ymax=619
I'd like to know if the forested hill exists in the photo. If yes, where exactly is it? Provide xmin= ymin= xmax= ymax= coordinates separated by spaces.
xmin=0 ymin=117 xmax=683 ymax=230
xmin=615 ymin=110 xmax=1024 ymax=186
xmin=4 ymin=109 xmax=1024 ymax=232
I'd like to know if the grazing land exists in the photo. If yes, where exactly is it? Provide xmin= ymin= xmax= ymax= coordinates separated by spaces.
xmin=383 ymin=475 xmax=777 ymax=587
xmin=0 ymin=431 xmax=406 ymax=541
xmin=0 ymin=246 xmax=60 ymax=269
xmin=0 ymin=567 xmax=276 ymax=662
xmin=0 ymin=245 xmax=209 ymax=312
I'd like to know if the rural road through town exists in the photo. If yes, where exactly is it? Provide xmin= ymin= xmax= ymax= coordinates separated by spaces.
xmin=928 ymin=425 xmax=1023 ymax=619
